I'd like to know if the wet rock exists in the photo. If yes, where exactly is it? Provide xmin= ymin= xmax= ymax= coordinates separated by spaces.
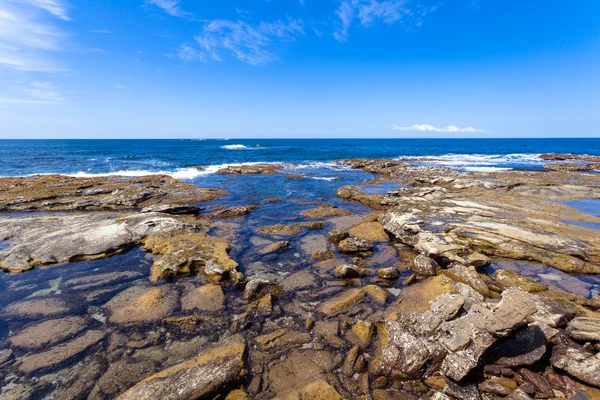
xmin=210 ymin=205 xmax=258 ymax=219
xmin=142 ymin=233 xmax=238 ymax=281
xmin=256 ymin=224 xmax=303 ymax=236
xmin=117 ymin=334 xmax=247 ymax=400
xmin=255 ymin=329 xmax=311 ymax=351
xmin=244 ymin=279 xmax=281 ymax=302
xmin=338 ymin=236 xmax=374 ymax=253
xmin=493 ymin=269 xmax=547 ymax=293
xmin=0 ymin=174 xmax=224 ymax=212
xmin=1 ymin=297 xmax=69 ymax=319
xmin=328 ymin=228 xmax=349 ymax=243
xmin=413 ymin=255 xmax=440 ymax=276
xmin=104 ymin=286 xmax=178 ymax=325
xmin=318 ymin=288 xmax=366 ymax=316
xmin=18 ymin=330 xmax=105 ymax=373
xmin=528 ymin=293 xmax=578 ymax=328
xmin=181 ymin=284 xmax=225 ymax=312
xmin=490 ymin=324 xmax=548 ymax=367
xmin=301 ymin=204 xmax=351 ymax=219
xmin=286 ymin=173 xmax=306 ymax=179
xmin=281 ymin=270 xmax=319 ymax=291
xmin=300 ymin=234 xmax=330 ymax=258
xmin=260 ymin=241 xmax=291 ymax=255
xmin=9 ymin=316 xmax=88 ymax=349
xmin=217 ymin=164 xmax=280 ymax=174
xmin=141 ymin=204 xmax=202 ymax=215
xmin=566 ymin=318 xmax=600 ymax=342
xmin=89 ymin=358 xmax=158 ymax=399
xmin=442 ymin=264 xmax=490 ymax=297
xmin=365 ymin=284 xmax=388 ymax=305
xmin=348 ymin=321 xmax=374 ymax=348
xmin=543 ymin=163 xmax=596 ymax=172
xmin=348 ymin=221 xmax=389 ymax=242
xmin=378 ymin=267 xmax=400 ymax=279
xmin=540 ymin=153 xmax=600 ymax=162
xmin=297 ymin=221 xmax=328 ymax=230
xmin=63 ymin=271 xmax=143 ymax=292
xmin=0 ymin=212 xmax=200 ymax=273
xmin=266 ymin=350 xmax=335 ymax=395
xmin=263 ymin=197 xmax=281 ymax=203
xmin=0 ymin=348 xmax=13 ymax=365
xmin=592 ymin=295 xmax=600 ymax=310
xmin=225 ymin=389 xmax=250 ymax=400
xmin=52 ymin=357 xmax=107 ymax=400
xmin=334 ymin=263 xmax=369 ymax=279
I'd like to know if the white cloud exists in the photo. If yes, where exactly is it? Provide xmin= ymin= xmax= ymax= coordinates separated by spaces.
xmin=177 ymin=19 xmax=304 ymax=65
xmin=0 ymin=81 xmax=65 ymax=105
xmin=334 ymin=0 xmax=437 ymax=42
xmin=90 ymin=29 xmax=110 ymax=34
xmin=146 ymin=0 xmax=188 ymax=17
xmin=392 ymin=124 xmax=486 ymax=133
xmin=0 ymin=0 xmax=68 ymax=72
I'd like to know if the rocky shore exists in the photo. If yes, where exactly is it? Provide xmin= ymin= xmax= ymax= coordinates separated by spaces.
xmin=0 ymin=159 xmax=599 ymax=400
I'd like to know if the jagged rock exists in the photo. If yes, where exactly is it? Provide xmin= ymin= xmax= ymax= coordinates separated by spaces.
xmin=104 ymin=286 xmax=178 ymax=325
xmin=543 ymin=163 xmax=596 ymax=172
xmin=141 ymin=204 xmax=202 ymax=215
xmin=489 ymin=324 xmax=548 ymax=367
xmin=377 ymin=267 xmax=400 ymax=279
xmin=210 ymin=206 xmax=258 ymax=219
xmin=507 ymin=388 xmax=533 ymax=399
xmin=300 ymin=205 xmax=351 ymax=219
xmin=244 ymin=279 xmax=280 ymax=301
xmin=348 ymin=321 xmax=374 ymax=348
xmin=117 ymin=335 xmax=247 ymax=400
xmin=413 ymin=255 xmax=440 ymax=276
xmin=338 ymin=237 xmax=374 ymax=253
xmin=18 ymin=330 xmax=105 ymax=373
xmin=528 ymin=293 xmax=578 ymax=328
xmin=0 ymin=349 xmax=13 ymax=365
xmin=297 ymin=221 xmax=328 ymax=230
xmin=443 ymin=264 xmax=490 ymax=297
xmin=493 ymin=269 xmax=548 ymax=293
xmin=8 ymin=316 xmax=88 ymax=349
xmin=90 ymin=358 xmax=158 ymax=399
xmin=217 ymin=165 xmax=280 ymax=174
xmin=333 ymin=264 xmax=368 ymax=279
xmin=181 ymin=284 xmax=225 ymax=312
xmin=328 ymin=228 xmax=349 ymax=243
xmin=566 ymin=318 xmax=600 ymax=341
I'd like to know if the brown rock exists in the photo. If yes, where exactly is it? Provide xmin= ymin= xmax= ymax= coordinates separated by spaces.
xmin=348 ymin=321 xmax=375 ymax=348
xmin=334 ymin=263 xmax=369 ymax=278
xmin=493 ymin=269 xmax=547 ymax=293
xmin=413 ymin=255 xmax=439 ymax=276
xmin=348 ymin=221 xmax=389 ymax=242
xmin=260 ymin=241 xmax=291 ymax=255
xmin=318 ymin=288 xmax=366 ymax=316
xmin=378 ymin=267 xmax=400 ymax=279
xmin=104 ymin=286 xmax=178 ymax=325
xmin=181 ymin=284 xmax=225 ymax=312
xmin=9 ymin=316 xmax=87 ymax=349
xmin=338 ymin=236 xmax=374 ymax=253
xmin=210 ymin=205 xmax=258 ymax=219
xmin=217 ymin=165 xmax=280 ymax=174
xmin=566 ymin=317 xmax=600 ymax=341
xmin=301 ymin=205 xmax=351 ymax=219
xmin=364 ymin=285 xmax=388 ymax=305
xmin=257 ymin=224 xmax=303 ymax=236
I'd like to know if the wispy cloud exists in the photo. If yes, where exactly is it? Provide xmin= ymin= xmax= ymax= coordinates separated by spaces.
xmin=334 ymin=0 xmax=437 ymax=42
xmin=146 ymin=0 xmax=189 ymax=17
xmin=392 ymin=124 xmax=486 ymax=133
xmin=0 ymin=0 xmax=69 ymax=72
xmin=90 ymin=29 xmax=110 ymax=34
xmin=176 ymin=19 xmax=304 ymax=65
xmin=0 ymin=81 xmax=65 ymax=105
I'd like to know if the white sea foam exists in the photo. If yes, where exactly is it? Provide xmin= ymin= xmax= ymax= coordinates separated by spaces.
xmin=311 ymin=177 xmax=337 ymax=181
xmin=463 ymin=167 xmax=513 ymax=172
xmin=221 ymin=144 xmax=258 ymax=150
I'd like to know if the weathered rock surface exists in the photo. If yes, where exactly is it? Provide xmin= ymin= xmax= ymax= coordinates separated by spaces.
xmin=210 ymin=205 xmax=258 ymax=219
xmin=551 ymin=345 xmax=600 ymax=388
xmin=181 ymin=283 xmax=225 ymax=312
xmin=338 ymin=236 xmax=374 ymax=253
xmin=1 ymin=297 xmax=69 ymax=318
xmin=413 ymin=254 xmax=439 ymax=276
xmin=0 ymin=174 xmax=224 ymax=212
xmin=104 ymin=286 xmax=178 ymax=325
xmin=9 ymin=316 xmax=88 ymax=349
xmin=256 ymin=224 xmax=303 ymax=236
xmin=300 ymin=204 xmax=351 ymax=219
xmin=117 ymin=335 xmax=247 ymax=400
xmin=318 ymin=288 xmax=366 ymax=316
xmin=493 ymin=269 xmax=547 ymax=293
xmin=333 ymin=263 xmax=369 ymax=278
xmin=566 ymin=318 xmax=600 ymax=342
xmin=543 ymin=163 xmax=597 ymax=172
xmin=217 ymin=165 xmax=280 ymax=175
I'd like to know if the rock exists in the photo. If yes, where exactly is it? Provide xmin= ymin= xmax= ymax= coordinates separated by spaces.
xmin=280 ymin=270 xmax=319 ymax=291
xmin=266 ymin=350 xmax=335 ymax=395
xmin=51 ymin=358 xmax=107 ymax=400
xmin=297 ymin=221 xmax=328 ymax=230
xmin=210 ymin=205 xmax=258 ymax=219
xmin=378 ymin=267 xmax=400 ymax=279
xmin=592 ymin=295 xmax=600 ymax=310
xmin=104 ymin=286 xmax=178 ymax=325
xmin=338 ymin=237 xmax=374 ymax=253
xmin=543 ymin=163 xmax=595 ymax=172
xmin=63 ymin=271 xmax=143 ymax=291
xmin=490 ymin=324 xmax=548 ymax=367
xmin=263 ymin=197 xmax=281 ymax=203
xmin=0 ymin=212 xmax=201 ymax=273
xmin=314 ymin=320 xmax=339 ymax=337
xmin=282 ymin=380 xmax=346 ymax=400
xmin=413 ymin=255 xmax=440 ymax=276
xmin=348 ymin=221 xmax=389 ymax=242
xmin=256 ymin=224 xmax=303 ymax=236
xmin=286 ymin=174 xmax=306 ymax=180
xmin=328 ymin=228 xmax=349 ymax=243
xmin=566 ymin=318 xmax=600 ymax=341
xmin=348 ymin=321 xmax=374 ymax=348
xmin=334 ymin=264 xmax=369 ymax=279
xmin=141 ymin=204 xmax=202 ymax=215
xmin=0 ymin=348 xmax=13 ymax=365
xmin=117 ymin=335 xmax=247 ymax=400
xmin=0 ymin=174 xmax=224 ymax=212
xmin=244 ymin=279 xmax=281 ymax=302
xmin=260 ymin=241 xmax=291 ymax=255
xmin=540 ymin=153 xmax=600 ymax=162
xmin=89 ymin=358 xmax=158 ymax=399
xmin=181 ymin=284 xmax=225 ymax=312
xmin=141 ymin=233 xmax=238 ymax=281
xmin=493 ymin=269 xmax=547 ymax=293
xmin=9 ymin=316 xmax=87 ymax=349
xmin=318 ymin=288 xmax=366 ymax=316
xmin=1 ymin=297 xmax=69 ymax=318
xmin=364 ymin=285 xmax=388 ymax=305
xmin=507 ymin=388 xmax=533 ymax=400
xmin=18 ymin=330 xmax=105 ymax=373
xmin=255 ymin=329 xmax=311 ymax=351
xmin=443 ymin=264 xmax=490 ymax=297
xmin=518 ymin=369 xmax=554 ymax=396
xmin=300 ymin=205 xmax=351 ymax=219
xmin=225 ymin=389 xmax=250 ymax=400
xmin=217 ymin=164 xmax=280 ymax=174
xmin=528 ymin=293 xmax=578 ymax=328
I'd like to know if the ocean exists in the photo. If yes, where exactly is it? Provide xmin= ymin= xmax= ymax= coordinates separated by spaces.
xmin=1 ymin=138 xmax=599 ymax=178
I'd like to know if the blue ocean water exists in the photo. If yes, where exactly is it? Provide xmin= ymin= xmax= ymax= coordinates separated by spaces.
xmin=0 ymin=138 xmax=599 ymax=178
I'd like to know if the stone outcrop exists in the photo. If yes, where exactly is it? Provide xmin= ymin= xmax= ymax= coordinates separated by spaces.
xmin=217 ymin=165 xmax=280 ymax=175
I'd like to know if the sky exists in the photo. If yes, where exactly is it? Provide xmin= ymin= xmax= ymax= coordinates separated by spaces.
xmin=0 ymin=0 xmax=598 ymax=138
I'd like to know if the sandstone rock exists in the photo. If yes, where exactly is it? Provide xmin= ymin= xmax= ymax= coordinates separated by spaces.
xmin=256 ymin=224 xmax=303 ymax=236
xmin=566 ymin=318 xmax=600 ymax=342
xmin=211 ymin=205 xmax=258 ymax=219
xmin=280 ymin=270 xmax=319 ymax=291
xmin=104 ymin=286 xmax=178 ymax=325
xmin=551 ymin=345 xmax=600 ymax=388
xmin=413 ymin=255 xmax=439 ymax=276
xmin=528 ymin=293 xmax=577 ymax=328
xmin=266 ymin=350 xmax=335 ymax=395
xmin=543 ymin=163 xmax=595 ymax=172
xmin=90 ymin=358 xmax=158 ymax=399
xmin=443 ymin=264 xmax=490 ymax=297
xmin=377 ymin=267 xmax=400 ymax=279
xmin=255 ymin=329 xmax=311 ymax=351
xmin=18 ymin=330 xmax=105 ymax=373
xmin=348 ymin=321 xmax=374 ymax=348
xmin=244 ymin=279 xmax=281 ymax=302
xmin=141 ymin=204 xmax=202 ymax=215
xmin=493 ymin=269 xmax=547 ymax=293
xmin=338 ymin=237 xmax=374 ymax=253
xmin=348 ymin=221 xmax=389 ymax=242
xmin=300 ymin=205 xmax=351 ymax=219
xmin=9 ymin=316 xmax=87 ymax=349
xmin=63 ymin=271 xmax=143 ymax=291
xmin=318 ymin=288 xmax=366 ymax=316
xmin=263 ymin=197 xmax=281 ymax=203
xmin=51 ymin=357 xmax=107 ymax=400
xmin=328 ymin=228 xmax=349 ymax=243
xmin=217 ymin=165 xmax=280 ymax=174
xmin=334 ymin=264 xmax=368 ymax=279
xmin=507 ymin=388 xmax=533 ymax=400
xmin=364 ymin=285 xmax=388 ymax=305
xmin=490 ymin=324 xmax=547 ymax=367
xmin=117 ymin=335 xmax=247 ymax=400
xmin=182 ymin=284 xmax=225 ymax=312
xmin=0 ymin=348 xmax=13 ymax=365
xmin=225 ymin=389 xmax=250 ymax=400
xmin=1 ymin=297 xmax=69 ymax=318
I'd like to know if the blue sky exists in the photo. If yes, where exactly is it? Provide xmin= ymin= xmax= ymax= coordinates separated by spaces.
xmin=0 ymin=0 xmax=598 ymax=138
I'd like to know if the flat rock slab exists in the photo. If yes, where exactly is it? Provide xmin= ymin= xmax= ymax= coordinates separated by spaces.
xmin=300 ymin=205 xmax=351 ymax=219
xmin=266 ymin=350 xmax=335 ymax=395
xmin=18 ymin=330 xmax=105 ymax=374
xmin=566 ymin=318 xmax=600 ymax=341
xmin=318 ymin=288 xmax=366 ymax=316
xmin=104 ymin=286 xmax=178 ymax=325
xmin=9 ymin=316 xmax=88 ymax=349
xmin=117 ymin=335 xmax=246 ymax=400
xmin=491 ymin=324 xmax=548 ymax=367
xmin=1 ymin=297 xmax=69 ymax=319
xmin=181 ymin=284 xmax=225 ymax=312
